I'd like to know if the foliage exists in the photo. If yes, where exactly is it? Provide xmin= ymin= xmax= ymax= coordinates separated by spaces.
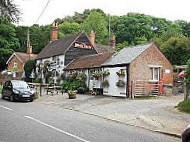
xmin=116 ymin=80 xmax=125 ymax=87
xmin=24 ymin=60 xmax=36 ymax=82
xmin=102 ymin=80 xmax=109 ymax=87
xmin=185 ymin=60 xmax=190 ymax=85
xmin=0 ymin=87 xmax=2 ymax=93
xmin=82 ymin=11 xmax=108 ymax=44
xmin=102 ymin=70 xmax=110 ymax=77
xmin=0 ymin=16 xmax=20 ymax=49
xmin=76 ymin=72 xmax=87 ymax=82
xmin=116 ymin=41 xmax=129 ymax=51
xmin=0 ymin=0 xmax=21 ymax=23
xmin=34 ymin=77 xmax=41 ymax=83
xmin=116 ymin=69 xmax=125 ymax=77
xmin=0 ymin=48 xmax=13 ymax=71
xmin=160 ymin=37 xmax=190 ymax=65
xmin=59 ymin=21 xmax=81 ymax=38
xmin=177 ymin=100 xmax=190 ymax=114
xmin=92 ymin=71 xmax=102 ymax=79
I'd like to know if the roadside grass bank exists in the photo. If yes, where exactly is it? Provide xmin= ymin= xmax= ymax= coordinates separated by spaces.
xmin=176 ymin=100 xmax=190 ymax=114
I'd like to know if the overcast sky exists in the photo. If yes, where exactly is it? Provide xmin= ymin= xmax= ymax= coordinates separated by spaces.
xmin=15 ymin=0 xmax=190 ymax=26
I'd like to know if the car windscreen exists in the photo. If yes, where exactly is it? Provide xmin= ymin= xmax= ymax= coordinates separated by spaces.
xmin=12 ymin=81 xmax=29 ymax=89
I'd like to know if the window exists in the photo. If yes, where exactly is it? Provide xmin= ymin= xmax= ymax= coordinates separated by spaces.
xmin=150 ymin=67 xmax=159 ymax=81
xmin=13 ymin=61 xmax=18 ymax=68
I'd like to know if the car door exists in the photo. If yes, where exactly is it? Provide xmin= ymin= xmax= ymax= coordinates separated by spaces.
xmin=6 ymin=81 xmax=13 ymax=97
xmin=2 ymin=81 xmax=9 ymax=96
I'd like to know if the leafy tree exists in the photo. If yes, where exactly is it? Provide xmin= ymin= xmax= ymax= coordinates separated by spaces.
xmin=0 ymin=0 xmax=20 ymax=23
xmin=0 ymin=16 xmax=19 ymax=49
xmin=24 ymin=60 xmax=36 ymax=82
xmin=59 ymin=21 xmax=81 ymax=38
xmin=0 ymin=48 xmax=13 ymax=71
xmin=160 ymin=37 xmax=190 ymax=65
xmin=82 ymin=11 xmax=108 ymax=44
xmin=116 ymin=41 xmax=129 ymax=51
xmin=115 ymin=13 xmax=153 ymax=45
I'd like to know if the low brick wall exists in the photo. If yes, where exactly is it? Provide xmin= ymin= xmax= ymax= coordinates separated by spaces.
xmin=0 ymin=72 xmax=22 ymax=84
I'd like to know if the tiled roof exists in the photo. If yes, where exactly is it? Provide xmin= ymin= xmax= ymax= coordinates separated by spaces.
xmin=65 ymin=52 xmax=114 ymax=70
xmin=36 ymin=31 xmax=83 ymax=60
xmin=15 ymin=52 xmax=37 ymax=63
xmin=102 ymin=43 xmax=153 ymax=66
xmin=94 ymin=44 xmax=115 ymax=53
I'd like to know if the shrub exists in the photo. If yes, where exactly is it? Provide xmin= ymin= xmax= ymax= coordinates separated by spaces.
xmin=177 ymin=101 xmax=190 ymax=114
xmin=34 ymin=77 xmax=41 ymax=83
xmin=24 ymin=60 xmax=36 ymax=82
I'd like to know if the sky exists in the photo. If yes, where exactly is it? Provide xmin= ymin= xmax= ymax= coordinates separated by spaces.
xmin=15 ymin=0 xmax=190 ymax=26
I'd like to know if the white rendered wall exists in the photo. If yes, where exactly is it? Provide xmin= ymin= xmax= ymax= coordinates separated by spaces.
xmin=103 ymin=67 xmax=127 ymax=97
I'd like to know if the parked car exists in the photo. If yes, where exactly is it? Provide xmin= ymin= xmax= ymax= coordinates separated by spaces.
xmin=182 ymin=124 xmax=190 ymax=142
xmin=1 ymin=80 xmax=34 ymax=102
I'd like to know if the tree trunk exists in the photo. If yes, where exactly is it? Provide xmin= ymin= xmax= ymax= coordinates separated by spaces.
xmin=184 ymin=80 xmax=189 ymax=101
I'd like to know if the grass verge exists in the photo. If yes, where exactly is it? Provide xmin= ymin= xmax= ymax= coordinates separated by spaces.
xmin=0 ymin=87 xmax=2 ymax=94
xmin=176 ymin=100 xmax=190 ymax=114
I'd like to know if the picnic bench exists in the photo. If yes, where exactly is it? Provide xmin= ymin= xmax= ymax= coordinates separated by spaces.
xmin=45 ymin=85 xmax=64 ymax=95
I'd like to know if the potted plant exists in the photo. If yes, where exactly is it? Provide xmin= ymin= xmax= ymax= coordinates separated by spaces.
xmin=116 ymin=80 xmax=125 ymax=87
xmin=116 ymin=69 xmax=125 ymax=77
xmin=103 ymin=70 xmax=110 ymax=77
xmin=68 ymin=90 xmax=77 ymax=99
xmin=92 ymin=72 xmax=102 ymax=80
xmin=102 ymin=80 xmax=109 ymax=87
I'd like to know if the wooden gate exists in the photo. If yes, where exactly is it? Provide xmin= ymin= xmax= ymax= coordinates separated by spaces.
xmin=132 ymin=80 xmax=162 ymax=98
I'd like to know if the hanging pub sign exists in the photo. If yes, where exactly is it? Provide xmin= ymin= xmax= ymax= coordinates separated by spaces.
xmin=74 ymin=42 xmax=93 ymax=49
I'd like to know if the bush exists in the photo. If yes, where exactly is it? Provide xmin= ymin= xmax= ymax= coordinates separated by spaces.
xmin=177 ymin=101 xmax=190 ymax=114
xmin=24 ymin=60 xmax=36 ymax=82
xmin=34 ymin=77 xmax=41 ymax=83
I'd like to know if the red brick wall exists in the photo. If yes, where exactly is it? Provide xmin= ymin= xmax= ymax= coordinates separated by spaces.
xmin=128 ymin=44 xmax=173 ymax=97
xmin=7 ymin=55 xmax=24 ymax=72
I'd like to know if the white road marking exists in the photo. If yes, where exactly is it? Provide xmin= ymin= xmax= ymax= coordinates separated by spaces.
xmin=0 ymin=105 xmax=13 ymax=111
xmin=24 ymin=115 xmax=90 ymax=142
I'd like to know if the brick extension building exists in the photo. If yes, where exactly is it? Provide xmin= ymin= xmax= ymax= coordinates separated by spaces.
xmin=65 ymin=43 xmax=173 ymax=98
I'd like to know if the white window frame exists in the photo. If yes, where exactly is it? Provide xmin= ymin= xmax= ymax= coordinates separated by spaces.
xmin=149 ymin=67 xmax=159 ymax=82
xmin=13 ymin=61 xmax=18 ymax=68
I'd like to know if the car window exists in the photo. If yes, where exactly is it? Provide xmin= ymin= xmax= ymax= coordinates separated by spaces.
xmin=12 ymin=81 xmax=29 ymax=89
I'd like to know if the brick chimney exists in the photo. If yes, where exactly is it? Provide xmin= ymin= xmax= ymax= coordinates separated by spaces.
xmin=26 ymin=29 xmax=32 ymax=54
xmin=89 ymin=30 xmax=95 ymax=47
xmin=110 ymin=35 xmax=116 ymax=48
xmin=51 ymin=21 xmax=58 ymax=41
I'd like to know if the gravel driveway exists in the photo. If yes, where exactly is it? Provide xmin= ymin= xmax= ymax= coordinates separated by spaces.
xmin=36 ymin=93 xmax=189 ymax=135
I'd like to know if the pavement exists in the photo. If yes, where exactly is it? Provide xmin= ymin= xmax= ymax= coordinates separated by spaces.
xmin=35 ymin=93 xmax=190 ymax=137
xmin=0 ymin=96 xmax=179 ymax=142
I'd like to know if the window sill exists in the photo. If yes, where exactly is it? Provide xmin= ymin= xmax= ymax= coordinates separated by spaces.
xmin=149 ymin=80 xmax=159 ymax=83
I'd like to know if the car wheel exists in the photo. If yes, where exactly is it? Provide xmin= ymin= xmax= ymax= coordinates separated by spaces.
xmin=1 ymin=93 xmax=5 ymax=99
xmin=10 ymin=95 xmax=15 ymax=102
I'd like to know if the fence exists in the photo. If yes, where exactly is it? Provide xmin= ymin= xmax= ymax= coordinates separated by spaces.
xmin=132 ymin=80 xmax=163 ymax=98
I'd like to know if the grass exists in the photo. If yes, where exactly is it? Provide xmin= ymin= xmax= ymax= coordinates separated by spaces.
xmin=0 ymin=87 xmax=2 ymax=94
xmin=176 ymin=100 xmax=190 ymax=114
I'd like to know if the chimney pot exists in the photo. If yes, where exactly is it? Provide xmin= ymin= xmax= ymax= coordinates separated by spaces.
xmin=51 ymin=21 xmax=58 ymax=41
xmin=110 ymin=35 xmax=116 ymax=48
xmin=89 ymin=30 xmax=95 ymax=47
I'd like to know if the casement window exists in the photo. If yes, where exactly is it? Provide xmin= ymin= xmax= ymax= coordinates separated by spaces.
xmin=13 ymin=61 xmax=18 ymax=68
xmin=150 ymin=67 xmax=159 ymax=81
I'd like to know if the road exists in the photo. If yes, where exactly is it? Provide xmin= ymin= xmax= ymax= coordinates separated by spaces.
xmin=0 ymin=98 xmax=180 ymax=142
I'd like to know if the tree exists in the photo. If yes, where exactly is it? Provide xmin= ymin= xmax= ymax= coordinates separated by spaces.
xmin=184 ymin=60 xmax=190 ymax=100
xmin=0 ymin=16 xmax=20 ymax=49
xmin=82 ymin=11 xmax=108 ymax=44
xmin=115 ymin=13 xmax=153 ymax=45
xmin=116 ymin=41 xmax=129 ymax=51
xmin=0 ymin=48 xmax=13 ymax=71
xmin=59 ymin=21 xmax=81 ymax=38
xmin=24 ymin=60 xmax=36 ymax=82
xmin=0 ymin=0 xmax=21 ymax=23
xmin=160 ymin=37 xmax=190 ymax=65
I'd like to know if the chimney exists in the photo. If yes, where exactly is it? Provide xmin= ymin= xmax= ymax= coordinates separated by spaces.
xmin=26 ymin=29 xmax=32 ymax=55
xmin=89 ymin=30 xmax=95 ymax=47
xmin=51 ymin=21 xmax=58 ymax=41
xmin=110 ymin=35 xmax=116 ymax=48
